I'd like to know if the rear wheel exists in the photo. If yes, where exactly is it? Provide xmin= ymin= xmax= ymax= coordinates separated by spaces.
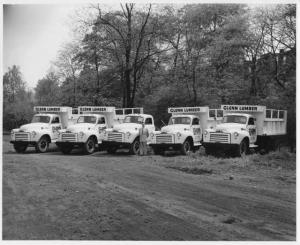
xmin=61 ymin=145 xmax=73 ymax=154
xmin=13 ymin=143 xmax=28 ymax=153
xmin=180 ymin=139 xmax=191 ymax=155
xmin=129 ymin=138 xmax=140 ymax=155
xmin=35 ymin=136 xmax=49 ymax=153
xmin=83 ymin=137 xmax=96 ymax=154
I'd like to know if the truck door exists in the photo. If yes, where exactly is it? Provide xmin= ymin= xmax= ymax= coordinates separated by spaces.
xmin=247 ymin=117 xmax=257 ymax=144
xmin=191 ymin=117 xmax=201 ymax=143
xmin=144 ymin=117 xmax=155 ymax=133
xmin=51 ymin=116 xmax=62 ymax=140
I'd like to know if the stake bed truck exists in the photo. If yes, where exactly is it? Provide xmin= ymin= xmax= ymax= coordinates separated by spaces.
xmin=149 ymin=107 xmax=223 ymax=155
xmin=10 ymin=106 xmax=73 ymax=153
xmin=202 ymin=105 xmax=287 ymax=157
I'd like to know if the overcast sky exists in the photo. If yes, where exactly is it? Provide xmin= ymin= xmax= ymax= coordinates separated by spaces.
xmin=3 ymin=4 xmax=78 ymax=89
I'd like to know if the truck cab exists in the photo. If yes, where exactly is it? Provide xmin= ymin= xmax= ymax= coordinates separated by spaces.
xmin=102 ymin=110 xmax=155 ymax=155
xmin=10 ymin=106 xmax=72 ymax=153
xmin=56 ymin=106 xmax=117 ymax=154
xmin=149 ymin=107 xmax=223 ymax=155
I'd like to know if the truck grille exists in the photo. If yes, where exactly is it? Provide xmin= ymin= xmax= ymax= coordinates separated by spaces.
xmin=15 ymin=132 xmax=30 ymax=141
xmin=156 ymin=134 xmax=173 ymax=144
xmin=209 ymin=133 xmax=230 ymax=143
xmin=61 ymin=133 xmax=77 ymax=142
xmin=107 ymin=132 xmax=123 ymax=142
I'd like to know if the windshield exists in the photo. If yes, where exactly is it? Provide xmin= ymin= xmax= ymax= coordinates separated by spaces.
xmin=31 ymin=115 xmax=50 ymax=123
xmin=168 ymin=117 xmax=191 ymax=125
xmin=77 ymin=116 xmax=97 ymax=124
xmin=124 ymin=116 xmax=143 ymax=124
xmin=223 ymin=115 xmax=247 ymax=124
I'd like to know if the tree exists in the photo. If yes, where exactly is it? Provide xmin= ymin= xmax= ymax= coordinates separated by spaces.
xmin=35 ymin=72 xmax=61 ymax=105
xmin=3 ymin=66 xmax=34 ymax=130
xmin=54 ymin=42 xmax=82 ymax=106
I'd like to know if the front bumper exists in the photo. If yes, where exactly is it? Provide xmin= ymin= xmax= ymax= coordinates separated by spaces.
xmin=10 ymin=140 xmax=36 ymax=146
xmin=102 ymin=140 xmax=131 ymax=148
xmin=56 ymin=141 xmax=85 ymax=147
xmin=202 ymin=142 xmax=239 ymax=149
xmin=149 ymin=143 xmax=182 ymax=149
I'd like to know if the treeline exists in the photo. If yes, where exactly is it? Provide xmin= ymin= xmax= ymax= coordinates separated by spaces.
xmin=3 ymin=4 xmax=296 ymax=149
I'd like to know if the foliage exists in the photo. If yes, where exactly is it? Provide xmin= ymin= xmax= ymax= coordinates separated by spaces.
xmin=3 ymin=66 xmax=34 ymax=130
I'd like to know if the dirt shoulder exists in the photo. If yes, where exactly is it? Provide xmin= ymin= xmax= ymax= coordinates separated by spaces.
xmin=2 ymin=135 xmax=296 ymax=240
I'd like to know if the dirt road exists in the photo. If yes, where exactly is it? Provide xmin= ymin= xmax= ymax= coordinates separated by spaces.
xmin=3 ymin=135 xmax=296 ymax=240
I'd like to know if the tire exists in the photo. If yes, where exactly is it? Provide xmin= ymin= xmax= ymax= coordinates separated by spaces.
xmin=61 ymin=145 xmax=73 ymax=154
xmin=83 ymin=137 xmax=96 ymax=154
xmin=35 ymin=136 xmax=49 ymax=153
xmin=107 ymin=146 xmax=118 ymax=154
xmin=180 ymin=139 xmax=191 ymax=155
xmin=13 ymin=143 xmax=28 ymax=153
xmin=236 ymin=139 xmax=249 ymax=157
xmin=129 ymin=138 xmax=140 ymax=155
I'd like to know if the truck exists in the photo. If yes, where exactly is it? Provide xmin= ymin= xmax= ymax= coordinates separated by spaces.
xmin=10 ymin=106 xmax=73 ymax=153
xmin=55 ymin=106 xmax=120 ymax=154
xmin=149 ymin=107 xmax=223 ymax=155
xmin=202 ymin=105 xmax=287 ymax=157
xmin=101 ymin=108 xmax=155 ymax=155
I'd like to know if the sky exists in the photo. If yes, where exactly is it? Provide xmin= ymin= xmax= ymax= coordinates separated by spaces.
xmin=3 ymin=4 xmax=77 ymax=89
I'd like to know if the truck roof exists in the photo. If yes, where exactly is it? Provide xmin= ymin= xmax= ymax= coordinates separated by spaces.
xmin=171 ymin=114 xmax=198 ymax=118
xmin=126 ymin=113 xmax=153 ymax=118
xmin=77 ymin=114 xmax=105 ymax=117
xmin=225 ymin=113 xmax=252 ymax=117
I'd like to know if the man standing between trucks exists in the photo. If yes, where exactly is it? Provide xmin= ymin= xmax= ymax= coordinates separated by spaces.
xmin=139 ymin=122 xmax=149 ymax=155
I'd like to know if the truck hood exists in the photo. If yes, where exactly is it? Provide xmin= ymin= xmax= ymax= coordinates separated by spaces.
xmin=161 ymin=124 xmax=190 ymax=134
xmin=66 ymin=123 xmax=95 ymax=132
xmin=19 ymin=123 xmax=49 ymax=132
xmin=215 ymin=123 xmax=246 ymax=133
xmin=112 ymin=123 xmax=141 ymax=132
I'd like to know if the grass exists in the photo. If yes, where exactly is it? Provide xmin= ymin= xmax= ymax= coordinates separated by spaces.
xmin=150 ymin=148 xmax=296 ymax=177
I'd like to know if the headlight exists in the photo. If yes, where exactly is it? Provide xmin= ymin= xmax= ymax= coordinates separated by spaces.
xmin=234 ymin=132 xmax=239 ymax=137
xmin=150 ymin=132 xmax=154 ymax=138
xmin=204 ymin=130 xmax=208 ymax=135
xmin=126 ymin=132 xmax=131 ymax=137
xmin=31 ymin=131 xmax=37 ymax=137
xmin=79 ymin=131 xmax=84 ymax=138
xmin=11 ymin=130 xmax=14 ymax=135
xmin=103 ymin=130 xmax=107 ymax=135
xmin=176 ymin=132 xmax=181 ymax=137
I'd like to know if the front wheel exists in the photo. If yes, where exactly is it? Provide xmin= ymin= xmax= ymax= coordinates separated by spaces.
xmin=235 ymin=139 xmax=249 ymax=157
xmin=180 ymin=139 xmax=191 ymax=155
xmin=129 ymin=138 xmax=140 ymax=155
xmin=35 ymin=136 xmax=49 ymax=153
xmin=13 ymin=143 xmax=28 ymax=153
xmin=83 ymin=137 xmax=96 ymax=154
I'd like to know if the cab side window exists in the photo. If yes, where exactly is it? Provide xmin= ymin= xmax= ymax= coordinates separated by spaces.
xmin=98 ymin=117 xmax=105 ymax=124
xmin=145 ymin=117 xmax=152 ymax=125
xmin=192 ymin=118 xmax=199 ymax=125
xmin=248 ymin=118 xmax=255 ymax=125
xmin=52 ymin=117 xmax=60 ymax=124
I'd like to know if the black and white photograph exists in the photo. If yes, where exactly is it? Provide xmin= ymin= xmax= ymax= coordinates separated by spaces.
xmin=2 ymin=1 xmax=297 ymax=241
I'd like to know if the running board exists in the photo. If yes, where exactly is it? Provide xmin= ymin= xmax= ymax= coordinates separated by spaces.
xmin=249 ymin=144 xmax=258 ymax=148
xmin=194 ymin=142 xmax=202 ymax=146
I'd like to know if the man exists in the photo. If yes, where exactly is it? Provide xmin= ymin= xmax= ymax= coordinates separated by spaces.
xmin=139 ymin=122 xmax=149 ymax=156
